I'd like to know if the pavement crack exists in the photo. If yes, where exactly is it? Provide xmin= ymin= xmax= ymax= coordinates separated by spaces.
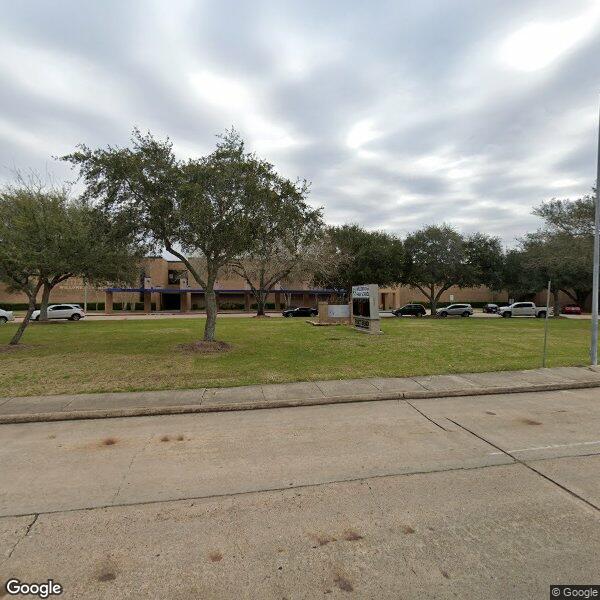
xmin=4 ymin=513 xmax=38 ymax=562
xmin=404 ymin=401 xmax=447 ymax=431
xmin=111 ymin=435 xmax=153 ymax=504
xmin=446 ymin=418 xmax=600 ymax=513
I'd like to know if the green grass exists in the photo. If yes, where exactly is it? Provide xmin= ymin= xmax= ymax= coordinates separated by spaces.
xmin=0 ymin=316 xmax=591 ymax=397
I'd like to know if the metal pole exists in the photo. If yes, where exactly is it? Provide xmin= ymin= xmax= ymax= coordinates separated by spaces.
xmin=83 ymin=278 xmax=88 ymax=313
xmin=542 ymin=280 xmax=551 ymax=368
xmin=591 ymin=99 xmax=600 ymax=365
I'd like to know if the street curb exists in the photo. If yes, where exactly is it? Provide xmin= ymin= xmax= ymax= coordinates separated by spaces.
xmin=1 ymin=379 xmax=600 ymax=424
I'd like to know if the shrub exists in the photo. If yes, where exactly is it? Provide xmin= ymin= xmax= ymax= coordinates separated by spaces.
xmin=219 ymin=302 xmax=246 ymax=311
xmin=249 ymin=302 xmax=276 ymax=310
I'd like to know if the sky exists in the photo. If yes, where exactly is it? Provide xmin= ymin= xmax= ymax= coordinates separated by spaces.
xmin=0 ymin=0 xmax=599 ymax=245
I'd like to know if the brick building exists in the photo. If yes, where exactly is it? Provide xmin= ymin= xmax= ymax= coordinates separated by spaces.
xmin=0 ymin=256 xmax=571 ymax=312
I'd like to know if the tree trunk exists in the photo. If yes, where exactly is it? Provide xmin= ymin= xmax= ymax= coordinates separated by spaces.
xmin=256 ymin=294 xmax=266 ymax=316
xmin=429 ymin=286 xmax=437 ymax=315
xmin=39 ymin=281 xmax=52 ymax=321
xmin=552 ymin=290 xmax=561 ymax=318
xmin=575 ymin=289 xmax=590 ymax=310
xmin=254 ymin=288 xmax=270 ymax=317
xmin=9 ymin=295 xmax=37 ymax=346
xmin=203 ymin=288 xmax=218 ymax=342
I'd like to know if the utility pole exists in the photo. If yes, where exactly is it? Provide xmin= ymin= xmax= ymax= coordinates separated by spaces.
xmin=591 ymin=99 xmax=600 ymax=366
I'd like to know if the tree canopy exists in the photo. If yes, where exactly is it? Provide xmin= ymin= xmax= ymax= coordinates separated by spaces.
xmin=518 ymin=190 xmax=597 ymax=311
xmin=0 ymin=179 xmax=144 ymax=341
xmin=312 ymin=224 xmax=404 ymax=296
xmin=229 ymin=172 xmax=324 ymax=315
xmin=0 ymin=183 xmax=66 ymax=344
xmin=403 ymin=224 xmax=503 ymax=312
xmin=63 ymin=128 xmax=300 ymax=340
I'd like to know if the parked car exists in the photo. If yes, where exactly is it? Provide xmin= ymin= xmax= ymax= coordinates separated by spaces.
xmin=31 ymin=304 xmax=85 ymax=321
xmin=0 ymin=308 xmax=15 ymax=324
xmin=562 ymin=304 xmax=582 ymax=315
xmin=436 ymin=304 xmax=473 ymax=317
xmin=482 ymin=303 xmax=499 ymax=314
xmin=392 ymin=304 xmax=427 ymax=317
xmin=497 ymin=302 xmax=550 ymax=318
xmin=282 ymin=306 xmax=318 ymax=318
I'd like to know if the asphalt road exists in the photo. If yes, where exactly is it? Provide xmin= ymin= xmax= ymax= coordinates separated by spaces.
xmin=1 ymin=388 xmax=599 ymax=599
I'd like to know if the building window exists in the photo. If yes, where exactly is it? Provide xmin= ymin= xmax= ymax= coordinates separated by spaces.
xmin=168 ymin=269 xmax=187 ymax=285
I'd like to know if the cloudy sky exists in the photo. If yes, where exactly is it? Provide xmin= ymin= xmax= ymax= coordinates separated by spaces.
xmin=1 ymin=0 xmax=599 ymax=244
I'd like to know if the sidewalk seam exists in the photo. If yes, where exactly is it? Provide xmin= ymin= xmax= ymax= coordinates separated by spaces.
xmin=404 ymin=400 xmax=448 ymax=431
xmin=408 ymin=378 xmax=429 ymax=391
xmin=446 ymin=418 xmax=600 ymax=513
xmin=0 ymin=461 xmax=517 ymax=521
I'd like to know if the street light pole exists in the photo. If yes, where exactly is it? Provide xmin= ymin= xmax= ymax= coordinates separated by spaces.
xmin=591 ymin=99 xmax=600 ymax=366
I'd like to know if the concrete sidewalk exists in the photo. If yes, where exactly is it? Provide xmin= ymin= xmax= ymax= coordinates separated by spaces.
xmin=1 ymin=365 xmax=600 ymax=424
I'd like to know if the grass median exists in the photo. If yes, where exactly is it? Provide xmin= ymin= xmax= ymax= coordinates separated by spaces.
xmin=0 ymin=316 xmax=591 ymax=397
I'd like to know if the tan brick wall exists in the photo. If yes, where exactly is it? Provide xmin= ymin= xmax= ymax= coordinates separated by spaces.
xmin=0 ymin=257 xmax=320 ymax=308
xmin=2 ymin=256 xmax=580 ymax=311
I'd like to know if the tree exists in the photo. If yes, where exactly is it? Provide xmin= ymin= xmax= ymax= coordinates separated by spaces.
xmin=402 ymin=224 xmax=503 ymax=313
xmin=0 ymin=184 xmax=59 ymax=345
xmin=464 ymin=232 xmax=505 ymax=292
xmin=37 ymin=197 xmax=144 ymax=321
xmin=500 ymin=248 xmax=545 ymax=301
xmin=520 ymin=190 xmax=597 ymax=312
xmin=519 ymin=232 xmax=592 ymax=315
xmin=312 ymin=224 xmax=404 ymax=298
xmin=63 ymin=129 xmax=264 ymax=342
xmin=533 ymin=193 xmax=595 ymax=236
xmin=229 ymin=172 xmax=323 ymax=316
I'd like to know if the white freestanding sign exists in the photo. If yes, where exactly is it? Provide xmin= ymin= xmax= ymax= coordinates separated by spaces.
xmin=351 ymin=284 xmax=381 ymax=334
xmin=328 ymin=305 xmax=350 ymax=319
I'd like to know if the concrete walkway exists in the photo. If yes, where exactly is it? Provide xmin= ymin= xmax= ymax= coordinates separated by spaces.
xmin=1 ymin=366 xmax=600 ymax=424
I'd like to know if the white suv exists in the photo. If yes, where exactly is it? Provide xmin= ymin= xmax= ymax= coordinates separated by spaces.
xmin=436 ymin=303 xmax=474 ymax=317
xmin=32 ymin=304 xmax=85 ymax=321
xmin=0 ymin=308 xmax=15 ymax=324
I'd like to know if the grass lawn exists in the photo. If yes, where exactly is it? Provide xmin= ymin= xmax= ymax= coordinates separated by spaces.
xmin=0 ymin=316 xmax=592 ymax=397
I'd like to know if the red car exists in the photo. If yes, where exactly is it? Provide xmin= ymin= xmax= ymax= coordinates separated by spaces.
xmin=562 ymin=304 xmax=582 ymax=315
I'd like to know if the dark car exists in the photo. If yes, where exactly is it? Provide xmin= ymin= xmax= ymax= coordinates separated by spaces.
xmin=483 ymin=303 xmax=499 ymax=314
xmin=562 ymin=304 xmax=582 ymax=315
xmin=392 ymin=304 xmax=427 ymax=317
xmin=282 ymin=306 xmax=318 ymax=318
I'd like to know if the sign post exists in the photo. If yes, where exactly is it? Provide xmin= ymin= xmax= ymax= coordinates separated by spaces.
xmin=591 ymin=98 xmax=600 ymax=365
xmin=351 ymin=284 xmax=381 ymax=334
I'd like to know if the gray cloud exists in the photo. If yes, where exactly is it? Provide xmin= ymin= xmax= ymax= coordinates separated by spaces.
xmin=1 ymin=0 xmax=598 ymax=246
